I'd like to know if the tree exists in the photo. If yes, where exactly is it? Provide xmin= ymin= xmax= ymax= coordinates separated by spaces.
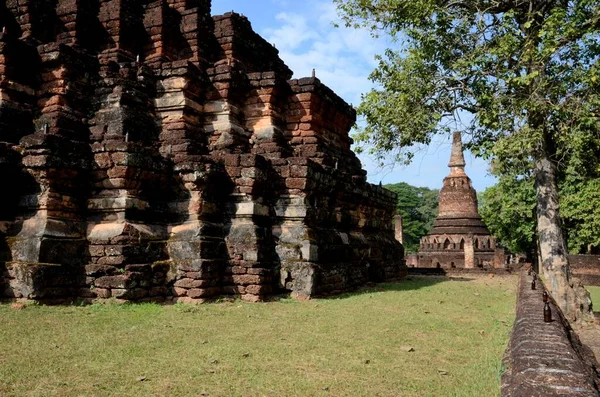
xmin=336 ymin=0 xmax=600 ymax=320
xmin=559 ymin=129 xmax=600 ymax=254
xmin=384 ymin=182 xmax=439 ymax=253
xmin=480 ymin=176 xmax=536 ymax=256
xmin=561 ymin=179 xmax=600 ymax=254
xmin=479 ymin=129 xmax=600 ymax=256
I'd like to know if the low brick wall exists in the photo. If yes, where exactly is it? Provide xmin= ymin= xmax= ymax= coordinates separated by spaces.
xmin=569 ymin=255 xmax=600 ymax=287
xmin=407 ymin=267 xmax=513 ymax=277
xmin=501 ymin=271 xmax=599 ymax=396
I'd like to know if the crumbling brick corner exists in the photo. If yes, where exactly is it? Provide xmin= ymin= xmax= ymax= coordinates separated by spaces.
xmin=0 ymin=0 xmax=405 ymax=303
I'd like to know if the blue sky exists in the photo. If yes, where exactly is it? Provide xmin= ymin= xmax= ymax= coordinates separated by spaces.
xmin=212 ymin=0 xmax=497 ymax=192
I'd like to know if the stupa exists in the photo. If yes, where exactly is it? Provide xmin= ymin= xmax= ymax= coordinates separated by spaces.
xmin=417 ymin=132 xmax=504 ymax=268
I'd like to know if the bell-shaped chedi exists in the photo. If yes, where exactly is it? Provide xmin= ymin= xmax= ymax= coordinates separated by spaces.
xmin=417 ymin=133 xmax=503 ymax=269
xmin=432 ymin=132 xmax=489 ymax=235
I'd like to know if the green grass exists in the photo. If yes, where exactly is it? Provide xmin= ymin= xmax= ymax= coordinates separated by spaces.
xmin=0 ymin=276 xmax=517 ymax=397
xmin=587 ymin=286 xmax=600 ymax=311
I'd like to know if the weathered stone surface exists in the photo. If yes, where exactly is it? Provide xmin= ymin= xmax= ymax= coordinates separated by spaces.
xmin=0 ymin=1 xmax=405 ymax=303
xmin=94 ymin=275 xmax=129 ymax=289
xmin=568 ymin=255 xmax=600 ymax=286
xmin=501 ymin=271 xmax=600 ymax=396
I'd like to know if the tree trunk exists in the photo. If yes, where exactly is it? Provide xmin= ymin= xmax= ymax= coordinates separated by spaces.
xmin=528 ymin=232 xmax=539 ymax=273
xmin=534 ymin=140 xmax=592 ymax=322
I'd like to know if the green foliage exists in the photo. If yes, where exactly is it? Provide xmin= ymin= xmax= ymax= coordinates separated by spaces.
xmin=480 ymin=129 xmax=600 ymax=254
xmin=561 ymin=179 xmax=600 ymax=253
xmin=384 ymin=182 xmax=439 ymax=253
xmin=480 ymin=177 xmax=536 ymax=254
xmin=559 ymin=129 xmax=600 ymax=253
xmin=336 ymin=0 xmax=600 ymax=272
xmin=335 ymin=0 xmax=600 ymax=168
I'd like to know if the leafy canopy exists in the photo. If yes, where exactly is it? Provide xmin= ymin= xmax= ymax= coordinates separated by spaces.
xmin=479 ymin=176 xmax=536 ymax=254
xmin=480 ymin=127 xmax=600 ymax=254
xmin=335 ymin=0 xmax=600 ymax=167
xmin=384 ymin=182 xmax=439 ymax=253
xmin=559 ymin=128 xmax=600 ymax=253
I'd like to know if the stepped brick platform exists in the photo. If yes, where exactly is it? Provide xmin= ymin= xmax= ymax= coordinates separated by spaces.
xmin=0 ymin=0 xmax=405 ymax=303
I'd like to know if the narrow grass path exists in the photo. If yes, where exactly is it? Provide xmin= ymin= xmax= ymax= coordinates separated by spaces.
xmin=0 ymin=276 xmax=516 ymax=397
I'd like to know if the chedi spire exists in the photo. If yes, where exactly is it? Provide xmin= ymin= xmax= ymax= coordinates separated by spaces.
xmin=448 ymin=132 xmax=466 ymax=175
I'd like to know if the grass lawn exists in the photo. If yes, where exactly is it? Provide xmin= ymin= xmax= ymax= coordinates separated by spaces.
xmin=0 ymin=276 xmax=516 ymax=397
xmin=587 ymin=286 xmax=600 ymax=312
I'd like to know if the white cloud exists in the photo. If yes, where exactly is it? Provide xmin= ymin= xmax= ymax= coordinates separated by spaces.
xmin=263 ymin=13 xmax=319 ymax=51
xmin=252 ymin=0 xmax=495 ymax=189
xmin=270 ymin=0 xmax=292 ymax=6
xmin=261 ymin=0 xmax=386 ymax=104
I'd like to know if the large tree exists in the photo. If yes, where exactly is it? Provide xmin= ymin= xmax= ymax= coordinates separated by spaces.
xmin=336 ymin=0 xmax=600 ymax=320
xmin=480 ymin=128 xmax=600 ymax=257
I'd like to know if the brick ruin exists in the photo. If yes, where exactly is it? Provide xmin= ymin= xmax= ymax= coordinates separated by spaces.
xmin=568 ymin=255 xmax=600 ymax=287
xmin=415 ymin=133 xmax=504 ymax=269
xmin=0 ymin=0 xmax=405 ymax=303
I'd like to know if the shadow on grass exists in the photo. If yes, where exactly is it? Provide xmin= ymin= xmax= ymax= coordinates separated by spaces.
xmin=0 ymin=277 xmax=477 ymax=308
xmin=319 ymin=275 xmax=474 ymax=301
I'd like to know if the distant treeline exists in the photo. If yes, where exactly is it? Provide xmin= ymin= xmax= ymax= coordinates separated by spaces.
xmin=386 ymin=176 xmax=600 ymax=256
xmin=384 ymin=183 xmax=439 ymax=254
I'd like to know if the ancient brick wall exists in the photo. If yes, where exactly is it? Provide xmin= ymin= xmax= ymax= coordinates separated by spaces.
xmin=569 ymin=255 xmax=600 ymax=287
xmin=0 ymin=1 xmax=404 ymax=303
xmin=405 ymin=254 xmax=418 ymax=267
xmin=407 ymin=267 xmax=513 ymax=277
xmin=501 ymin=271 xmax=599 ymax=396
xmin=417 ymin=234 xmax=498 ymax=269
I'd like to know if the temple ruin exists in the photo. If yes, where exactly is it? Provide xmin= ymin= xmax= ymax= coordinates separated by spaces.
xmin=0 ymin=0 xmax=405 ymax=303
xmin=415 ymin=132 xmax=504 ymax=269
